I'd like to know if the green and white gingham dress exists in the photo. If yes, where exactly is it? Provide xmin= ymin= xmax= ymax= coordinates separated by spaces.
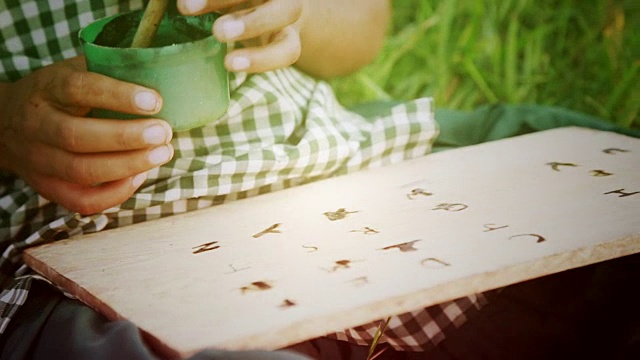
xmin=0 ymin=0 xmax=486 ymax=352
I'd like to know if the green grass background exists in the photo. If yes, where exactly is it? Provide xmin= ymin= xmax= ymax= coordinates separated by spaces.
xmin=330 ymin=0 xmax=639 ymax=129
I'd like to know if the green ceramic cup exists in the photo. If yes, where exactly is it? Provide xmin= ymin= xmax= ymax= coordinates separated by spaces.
xmin=79 ymin=11 xmax=229 ymax=132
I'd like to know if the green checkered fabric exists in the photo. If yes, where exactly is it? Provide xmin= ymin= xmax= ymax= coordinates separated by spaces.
xmin=1 ymin=0 xmax=486 ymax=353
xmin=0 ymin=0 xmax=145 ymax=81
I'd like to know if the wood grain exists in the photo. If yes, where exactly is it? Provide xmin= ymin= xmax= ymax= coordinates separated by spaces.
xmin=24 ymin=127 xmax=640 ymax=358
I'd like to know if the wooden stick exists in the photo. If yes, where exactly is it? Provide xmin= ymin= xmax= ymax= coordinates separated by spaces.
xmin=131 ymin=0 xmax=169 ymax=48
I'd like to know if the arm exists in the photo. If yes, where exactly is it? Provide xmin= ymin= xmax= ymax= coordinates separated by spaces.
xmin=177 ymin=0 xmax=391 ymax=79
xmin=295 ymin=0 xmax=391 ymax=78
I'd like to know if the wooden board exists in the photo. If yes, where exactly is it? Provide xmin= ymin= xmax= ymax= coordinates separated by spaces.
xmin=24 ymin=127 xmax=640 ymax=359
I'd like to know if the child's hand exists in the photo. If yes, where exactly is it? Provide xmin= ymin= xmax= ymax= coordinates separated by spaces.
xmin=177 ymin=0 xmax=303 ymax=73
xmin=0 ymin=57 xmax=174 ymax=215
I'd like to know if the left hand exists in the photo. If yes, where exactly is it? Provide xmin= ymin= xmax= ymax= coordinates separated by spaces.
xmin=177 ymin=0 xmax=304 ymax=73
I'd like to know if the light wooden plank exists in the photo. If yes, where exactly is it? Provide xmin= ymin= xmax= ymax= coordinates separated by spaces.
xmin=24 ymin=127 xmax=640 ymax=359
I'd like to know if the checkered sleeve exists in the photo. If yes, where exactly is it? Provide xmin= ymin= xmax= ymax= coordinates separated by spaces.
xmin=0 ymin=0 xmax=144 ymax=81
xmin=0 ymin=276 xmax=32 ymax=333
xmin=0 ymin=0 xmax=490 ymax=353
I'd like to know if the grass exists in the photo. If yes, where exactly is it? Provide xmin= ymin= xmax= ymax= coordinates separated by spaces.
xmin=330 ymin=0 xmax=639 ymax=129
xmin=366 ymin=317 xmax=391 ymax=360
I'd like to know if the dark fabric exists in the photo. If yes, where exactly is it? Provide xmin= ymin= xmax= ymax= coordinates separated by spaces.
xmin=0 ymin=280 xmax=59 ymax=360
xmin=0 ymin=281 xmax=308 ymax=360
xmin=350 ymin=102 xmax=640 ymax=149
xmin=0 ymin=281 xmax=161 ymax=360
xmin=432 ymin=103 xmax=640 ymax=151
xmin=418 ymin=253 xmax=640 ymax=360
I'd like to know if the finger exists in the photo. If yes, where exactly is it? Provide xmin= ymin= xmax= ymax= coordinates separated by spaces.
xmin=49 ymin=69 xmax=163 ymax=116
xmin=224 ymin=26 xmax=301 ymax=72
xmin=177 ymin=0 xmax=245 ymax=15
xmin=33 ymin=144 xmax=174 ymax=185
xmin=33 ymin=112 xmax=173 ymax=153
xmin=30 ymin=173 xmax=149 ymax=215
xmin=213 ymin=0 xmax=302 ymax=42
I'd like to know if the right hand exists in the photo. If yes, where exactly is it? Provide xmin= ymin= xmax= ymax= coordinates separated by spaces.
xmin=177 ymin=0 xmax=304 ymax=73
xmin=0 ymin=56 xmax=174 ymax=215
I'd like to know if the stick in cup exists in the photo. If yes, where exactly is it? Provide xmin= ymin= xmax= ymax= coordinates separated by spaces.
xmin=80 ymin=9 xmax=229 ymax=132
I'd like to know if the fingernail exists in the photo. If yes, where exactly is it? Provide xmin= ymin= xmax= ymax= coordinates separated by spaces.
xmin=148 ymin=145 xmax=173 ymax=165
xmin=221 ymin=19 xmax=245 ymax=40
xmin=182 ymin=0 xmax=206 ymax=14
xmin=229 ymin=56 xmax=250 ymax=71
xmin=132 ymin=172 xmax=148 ymax=188
xmin=134 ymin=91 xmax=159 ymax=112
xmin=143 ymin=124 xmax=170 ymax=145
